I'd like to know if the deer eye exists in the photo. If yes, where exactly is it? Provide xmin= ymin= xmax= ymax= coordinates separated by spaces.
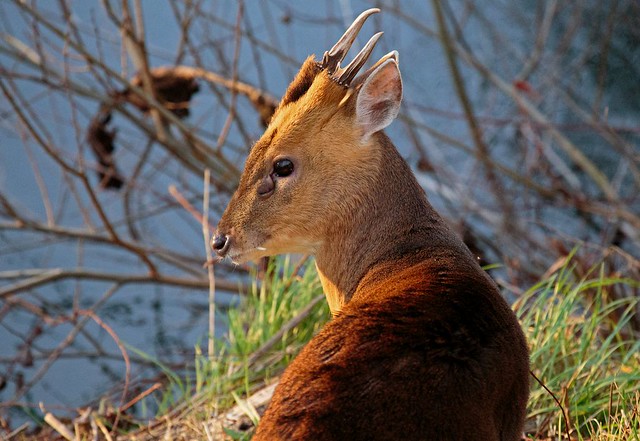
xmin=273 ymin=158 xmax=294 ymax=177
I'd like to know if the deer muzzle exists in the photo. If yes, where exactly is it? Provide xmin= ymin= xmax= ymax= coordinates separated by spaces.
xmin=211 ymin=233 xmax=231 ymax=257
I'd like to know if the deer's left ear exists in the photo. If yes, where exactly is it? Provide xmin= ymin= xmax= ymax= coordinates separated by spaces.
xmin=355 ymin=57 xmax=402 ymax=142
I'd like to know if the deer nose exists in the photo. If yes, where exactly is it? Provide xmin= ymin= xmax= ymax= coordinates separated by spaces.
xmin=211 ymin=233 xmax=230 ymax=255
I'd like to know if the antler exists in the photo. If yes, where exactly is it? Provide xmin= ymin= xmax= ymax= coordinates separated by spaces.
xmin=320 ymin=8 xmax=382 ymax=86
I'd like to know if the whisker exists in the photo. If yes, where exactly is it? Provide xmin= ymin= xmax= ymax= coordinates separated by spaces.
xmin=203 ymin=257 xmax=221 ymax=268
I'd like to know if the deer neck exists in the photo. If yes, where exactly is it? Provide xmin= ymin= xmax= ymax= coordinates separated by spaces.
xmin=315 ymin=134 xmax=462 ymax=316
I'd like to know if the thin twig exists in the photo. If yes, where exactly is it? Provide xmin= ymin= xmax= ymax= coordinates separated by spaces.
xmin=168 ymin=185 xmax=206 ymax=227
xmin=119 ymin=382 xmax=162 ymax=413
xmin=121 ymin=0 xmax=169 ymax=147
xmin=215 ymin=0 xmax=244 ymax=152
xmin=516 ymin=0 xmax=558 ymax=81
xmin=78 ymin=310 xmax=131 ymax=435
xmin=202 ymin=169 xmax=217 ymax=360
xmin=530 ymin=369 xmax=573 ymax=439
xmin=0 ymin=268 xmax=241 ymax=298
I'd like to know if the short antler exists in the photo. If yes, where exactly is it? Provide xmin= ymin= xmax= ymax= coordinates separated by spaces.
xmin=320 ymin=8 xmax=382 ymax=86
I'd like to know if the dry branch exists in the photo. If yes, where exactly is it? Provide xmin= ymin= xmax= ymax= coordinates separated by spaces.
xmin=0 ymin=268 xmax=242 ymax=298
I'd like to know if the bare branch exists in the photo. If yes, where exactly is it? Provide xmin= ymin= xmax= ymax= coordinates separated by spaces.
xmin=0 ymin=268 xmax=243 ymax=298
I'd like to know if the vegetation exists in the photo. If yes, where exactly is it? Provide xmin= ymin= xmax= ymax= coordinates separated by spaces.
xmin=15 ymin=252 xmax=638 ymax=440
xmin=519 ymin=252 xmax=640 ymax=440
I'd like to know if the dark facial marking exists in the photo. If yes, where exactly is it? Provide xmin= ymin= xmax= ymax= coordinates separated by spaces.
xmin=277 ymin=60 xmax=321 ymax=108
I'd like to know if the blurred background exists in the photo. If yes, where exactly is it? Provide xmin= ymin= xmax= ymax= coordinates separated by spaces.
xmin=1 ymin=0 xmax=638 ymax=433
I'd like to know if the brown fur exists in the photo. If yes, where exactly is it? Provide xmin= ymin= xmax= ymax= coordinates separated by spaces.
xmin=215 ymin=41 xmax=529 ymax=440
xmin=277 ymin=57 xmax=322 ymax=109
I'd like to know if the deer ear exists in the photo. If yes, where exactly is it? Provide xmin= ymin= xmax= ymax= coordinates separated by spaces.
xmin=355 ymin=58 xmax=402 ymax=141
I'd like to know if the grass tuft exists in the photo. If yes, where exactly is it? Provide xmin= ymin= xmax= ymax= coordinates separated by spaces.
xmin=516 ymin=253 xmax=640 ymax=440
xmin=110 ymin=253 xmax=639 ymax=440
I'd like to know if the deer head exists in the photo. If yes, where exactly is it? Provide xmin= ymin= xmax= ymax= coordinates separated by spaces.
xmin=213 ymin=8 xmax=403 ymax=267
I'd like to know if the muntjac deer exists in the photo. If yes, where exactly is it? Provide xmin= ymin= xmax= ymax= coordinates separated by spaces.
xmin=213 ymin=9 xmax=529 ymax=440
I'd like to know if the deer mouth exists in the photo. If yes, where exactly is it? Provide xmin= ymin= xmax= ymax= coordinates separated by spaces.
xmin=212 ymin=235 xmax=266 ymax=265
xmin=226 ymin=247 xmax=264 ymax=265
